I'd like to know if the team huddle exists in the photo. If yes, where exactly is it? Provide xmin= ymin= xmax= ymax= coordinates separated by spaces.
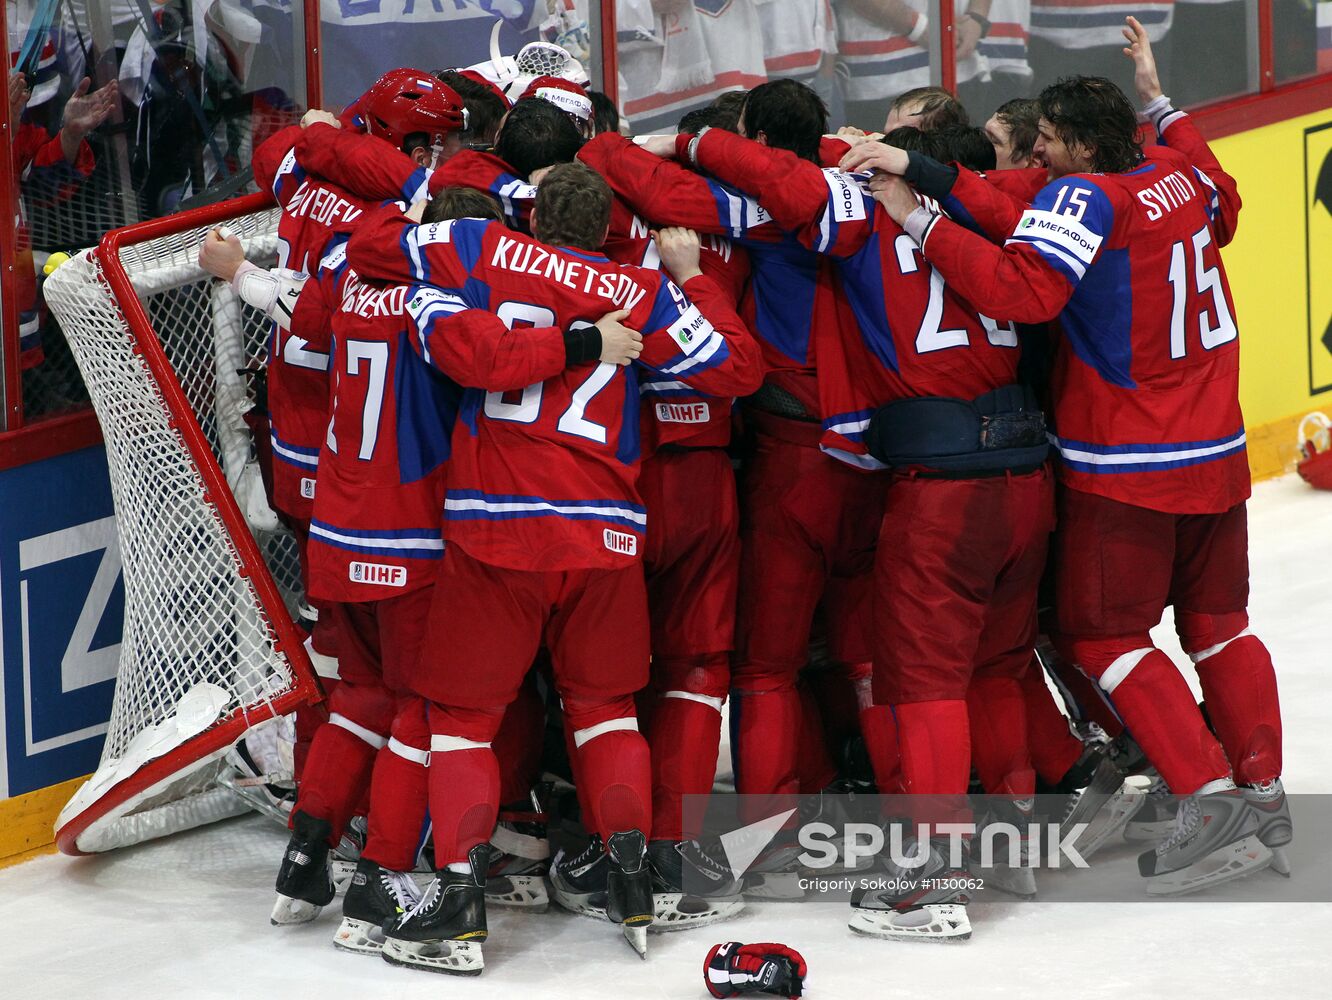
xmin=199 ymin=16 xmax=1289 ymax=978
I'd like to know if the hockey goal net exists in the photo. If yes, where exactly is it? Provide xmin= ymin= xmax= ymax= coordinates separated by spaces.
xmin=42 ymin=192 xmax=323 ymax=855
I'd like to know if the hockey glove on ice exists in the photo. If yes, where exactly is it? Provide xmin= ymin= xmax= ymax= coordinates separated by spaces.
xmin=704 ymin=941 xmax=807 ymax=998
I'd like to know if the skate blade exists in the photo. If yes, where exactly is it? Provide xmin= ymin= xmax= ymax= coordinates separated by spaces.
xmin=1146 ymin=835 xmax=1273 ymax=897
xmin=381 ymin=936 xmax=484 ymax=975
xmin=650 ymin=892 xmax=745 ymax=932
xmin=741 ymin=871 xmax=807 ymax=901
xmin=1269 ymin=846 xmax=1292 ymax=877
xmin=333 ymin=917 xmax=386 ymax=955
xmin=1071 ymin=781 xmax=1149 ymax=861
xmin=1123 ymin=817 xmax=1177 ymax=844
xmin=486 ymin=874 xmax=550 ymax=912
xmin=621 ymin=923 xmax=649 ymax=960
xmin=848 ymin=903 xmax=972 ymax=942
xmin=271 ymin=893 xmax=324 ymax=925
xmin=974 ymin=865 xmax=1036 ymax=899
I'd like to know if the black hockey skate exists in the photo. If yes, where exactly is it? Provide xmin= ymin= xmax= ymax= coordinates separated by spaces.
xmin=333 ymin=858 xmax=423 ymax=955
xmin=607 ymin=830 xmax=655 ymax=959
xmin=271 ymin=811 xmax=336 ymax=925
xmin=648 ymin=839 xmax=745 ymax=931
xmin=1123 ymin=771 xmax=1180 ymax=844
xmin=849 ymin=836 xmax=973 ymax=943
xmin=549 ymin=833 xmax=609 ymax=919
xmin=1139 ymin=783 xmax=1272 ymax=895
xmin=968 ymin=797 xmax=1037 ymax=899
xmin=381 ymin=843 xmax=488 ymax=975
xmin=1043 ymin=736 xmax=1143 ymax=861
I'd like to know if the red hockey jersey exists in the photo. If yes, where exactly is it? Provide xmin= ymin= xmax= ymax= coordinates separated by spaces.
xmin=599 ymin=195 xmax=751 ymax=454
xmin=579 ymin=131 xmax=849 ymax=420
xmin=346 ymin=205 xmax=764 ymax=571
xmin=684 ymin=127 xmax=1023 ymax=469
xmin=252 ymin=126 xmax=377 ymax=521
xmin=915 ymin=111 xmax=1248 ymax=514
xmin=296 ymin=239 xmax=569 ymax=602
xmin=294 ymin=123 xmax=536 ymax=231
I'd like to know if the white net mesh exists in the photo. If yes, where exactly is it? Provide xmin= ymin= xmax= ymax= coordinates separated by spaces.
xmin=42 ymin=205 xmax=317 ymax=853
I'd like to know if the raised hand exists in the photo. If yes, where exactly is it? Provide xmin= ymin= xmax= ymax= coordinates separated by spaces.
xmin=62 ymin=77 xmax=119 ymax=140
xmin=869 ymin=172 xmax=921 ymax=227
xmin=1121 ymin=15 xmax=1164 ymax=103
xmin=9 ymin=72 xmax=31 ymax=121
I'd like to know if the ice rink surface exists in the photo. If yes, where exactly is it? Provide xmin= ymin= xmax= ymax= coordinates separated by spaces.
xmin=2 ymin=474 xmax=1329 ymax=999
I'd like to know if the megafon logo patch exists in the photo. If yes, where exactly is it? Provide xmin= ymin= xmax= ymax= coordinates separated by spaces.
xmin=349 ymin=561 xmax=407 ymax=587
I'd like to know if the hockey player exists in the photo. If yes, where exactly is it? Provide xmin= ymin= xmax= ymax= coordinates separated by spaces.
xmin=583 ymin=82 xmax=890 ymax=864
xmin=207 ymin=190 xmax=645 ymax=939
xmin=851 ymin=17 xmax=1289 ymax=893
xmin=662 ymin=111 xmax=1051 ymax=940
xmin=293 ymin=96 xmax=583 ymax=233
xmin=344 ymin=164 xmax=763 ymax=973
xmin=249 ymin=69 xmax=467 ymax=661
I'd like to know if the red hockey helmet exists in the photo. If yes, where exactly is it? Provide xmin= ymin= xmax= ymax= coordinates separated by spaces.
xmin=341 ymin=68 xmax=467 ymax=151
xmin=1297 ymin=412 xmax=1332 ymax=490
xmin=519 ymin=75 xmax=593 ymax=134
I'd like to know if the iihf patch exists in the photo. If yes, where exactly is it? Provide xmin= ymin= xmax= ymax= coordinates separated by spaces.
xmin=603 ymin=528 xmax=638 ymax=556
xmin=349 ymin=561 xmax=408 ymax=587
xmin=656 ymin=401 xmax=710 ymax=424
xmin=300 ymin=478 xmax=316 ymax=499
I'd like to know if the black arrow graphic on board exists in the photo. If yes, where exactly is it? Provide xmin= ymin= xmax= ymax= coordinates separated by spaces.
xmin=1315 ymin=149 xmax=1332 ymax=362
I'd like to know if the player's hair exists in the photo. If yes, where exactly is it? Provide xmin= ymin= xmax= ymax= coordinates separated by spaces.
xmin=533 ymin=161 xmax=611 ymax=251
xmin=589 ymin=90 xmax=621 ymax=136
xmin=1039 ymin=76 xmax=1143 ymax=174
xmin=710 ymin=90 xmax=748 ymax=131
xmin=494 ymin=97 xmax=585 ymax=180
xmin=741 ymin=79 xmax=827 ymax=163
xmin=928 ymin=124 xmax=997 ymax=172
xmin=422 ymin=186 xmax=505 ymax=225
xmin=890 ymin=86 xmax=969 ymax=130
xmin=992 ymin=97 xmax=1041 ymax=166
xmin=678 ymin=105 xmax=738 ymax=135
xmin=435 ymin=69 xmax=508 ymax=144
xmin=882 ymin=123 xmax=995 ymax=171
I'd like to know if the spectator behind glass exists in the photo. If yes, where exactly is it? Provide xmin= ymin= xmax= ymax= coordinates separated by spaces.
xmin=985 ymin=97 xmax=1040 ymax=169
xmin=7 ymin=66 xmax=116 ymax=382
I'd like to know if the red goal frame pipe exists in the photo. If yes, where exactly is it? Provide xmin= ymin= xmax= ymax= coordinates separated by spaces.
xmin=55 ymin=192 xmax=325 ymax=855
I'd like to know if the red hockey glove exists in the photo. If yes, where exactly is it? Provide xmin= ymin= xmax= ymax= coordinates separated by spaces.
xmin=704 ymin=941 xmax=807 ymax=998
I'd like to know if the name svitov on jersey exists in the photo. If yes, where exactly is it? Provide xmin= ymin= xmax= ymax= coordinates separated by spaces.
xmin=1137 ymin=169 xmax=1199 ymax=221
xmin=490 ymin=235 xmax=648 ymax=312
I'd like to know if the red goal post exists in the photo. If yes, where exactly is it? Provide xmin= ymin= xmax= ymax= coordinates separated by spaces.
xmin=43 ymin=194 xmax=324 ymax=855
